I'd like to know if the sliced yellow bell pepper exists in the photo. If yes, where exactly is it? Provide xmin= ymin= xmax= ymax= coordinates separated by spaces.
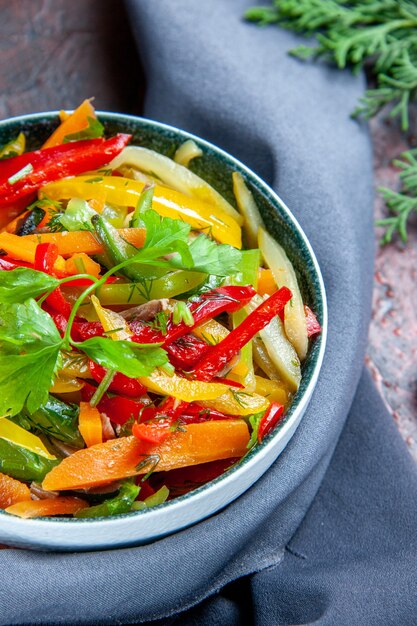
xmin=50 ymin=375 xmax=85 ymax=394
xmin=254 ymin=376 xmax=289 ymax=405
xmin=0 ymin=132 xmax=25 ymax=159
xmin=40 ymin=176 xmax=242 ymax=248
xmin=0 ymin=417 xmax=56 ymax=460
xmin=139 ymin=370 xmax=231 ymax=402
xmin=91 ymin=295 xmax=132 ymax=341
xmin=192 ymin=319 xmax=248 ymax=378
xmin=201 ymin=390 xmax=269 ymax=416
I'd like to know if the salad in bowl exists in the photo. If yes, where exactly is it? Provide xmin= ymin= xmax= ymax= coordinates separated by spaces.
xmin=0 ymin=101 xmax=325 ymax=546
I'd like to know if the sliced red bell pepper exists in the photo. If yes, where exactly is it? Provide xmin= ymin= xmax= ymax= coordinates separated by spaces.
xmin=150 ymin=458 xmax=238 ymax=497
xmin=89 ymin=360 xmax=147 ymax=398
xmin=0 ymin=134 xmax=131 ymax=208
xmin=191 ymin=287 xmax=292 ymax=381
xmin=81 ymin=381 xmax=145 ymax=426
xmin=132 ymin=397 xmax=189 ymax=444
xmin=257 ymin=402 xmax=284 ymax=442
xmin=305 ymin=305 xmax=321 ymax=337
xmin=166 ymin=335 xmax=209 ymax=370
xmin=180 ymin=403 xmax=239 ymax=423
xmin=0 ymin=256 xmax=33 ymax=270
xmin=34 ymin=242 xmax=72 ymax=317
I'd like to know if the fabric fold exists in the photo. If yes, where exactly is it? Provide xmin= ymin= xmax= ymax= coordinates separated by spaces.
xmin=1 ymin=1 xmax=415 ymax=624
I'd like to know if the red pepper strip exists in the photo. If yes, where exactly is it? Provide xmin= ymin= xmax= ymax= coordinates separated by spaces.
xmin=89 ymin=360 xmax=147 ymax=398
xmin=150 ymin=458 xmax=238 ymax=497
xmin=257 ymin=402 xmax=284 ymax=443
xmin=305 ymin=305 xmax=321 ymax=337
xmin=43 ymin=306 xmax=68 ymax=336
xmin=73 ymin=321 xmax=105 ymax=340
xmin=132 ymin=397 xmax=189 ymax=444
xmin=162 ymin=285 xmax=256 ymax=347
xmin=180 ymin=403 xmax=239 ymax=424
xmin=34 ymin=242 xmax=72 ymax=317
xmin=191 ymin=287 xmax=293 ymax=381
xmin=129 ymin=286 xmax=256 ymax=348
xmin=166 ymin=335 xmax=210 ymax=370
xmin=81 ymin=381 xmax=145 ymax=426
xmin=134 ymin=479 xmax=155 ymax=500
xmin=0 ymin=256 xmax=34 ymax=270
xmin=0 ymin=134 xmax=131 ymax=209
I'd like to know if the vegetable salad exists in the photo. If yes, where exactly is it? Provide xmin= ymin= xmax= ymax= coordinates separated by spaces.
xmin=0 ymin=100 xmax=320 ymax=519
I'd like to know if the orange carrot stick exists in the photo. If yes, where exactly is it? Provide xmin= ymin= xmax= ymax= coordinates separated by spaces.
xmin=43 ymin=420 xmax=250 ymax=491
xmin=0 ymin=472 xmax=31 ymax=509
xmin=65 ymin=253 xmax=101 ymax=278
xmin=0 ymin=232 xmax=65 ymax=273
xmin=23 ymin=227 xmax=145 ymax=258
xmin=78 ymin=402 xmax=103 ymax=448
xmin=5 ymin=497 xmax=88 ymax=518
xmin=42 ymin=99 xmax=97 ymax=149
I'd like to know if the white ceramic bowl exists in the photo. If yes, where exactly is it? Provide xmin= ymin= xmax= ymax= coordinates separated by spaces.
xmin=0 ymin=112 xmax=327 ymax=551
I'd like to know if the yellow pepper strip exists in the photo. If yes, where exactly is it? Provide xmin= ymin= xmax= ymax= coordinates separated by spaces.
xmin=192 ymin=319 xmax=248 ymax=378
xmin=0 ymin=232 xmax=65 ymax=273
xmin=0 ymin=417 xmax=56 ymax=460
xmin=254 ymin=376 xmax=289 ymax=405
xmin=65 ymin=253 xmax=101 ymax=278
xmin=50 ymin=375 xmax=85 ymax=394
xmin=42 ymin=99 xmax=96 ymax=149
xmin=91 ymin=294 xmax=132 ymax=341
xmin=201 ymin=389 xmax=269 ymax=416
xmin=78 ymin=402 xmax=103 ymax=448
xmin=139 ymin=370 xmax=231 ymax=402
xmin=60 ymin=352 xmax=91 ymax=379
xmin=40 ymin=176 xmax=242 ymax=248
xmin=24 ymin=227 xmax=146 ymax=258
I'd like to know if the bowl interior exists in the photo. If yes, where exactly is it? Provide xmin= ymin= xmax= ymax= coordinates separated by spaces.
xmin=0 ymin=112 xmax=326 ymax=535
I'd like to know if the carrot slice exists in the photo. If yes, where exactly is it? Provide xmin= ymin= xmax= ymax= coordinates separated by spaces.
xmin=24 ymin=227 xmax=145 ymax=258
xmin=78 ymin=402 xmax=103 ymax=448
xmin=42 ymin=99 xmax=97 ymax=149
xmin=0 ymin=472 xmax=31 ymax=509
xmin=42 ymin=420 xmax=250 ymax=491
xmin=258 ymin=268 xmax=276 ymax=296
xmin=5 ymin=496 xmax=88 ymax=518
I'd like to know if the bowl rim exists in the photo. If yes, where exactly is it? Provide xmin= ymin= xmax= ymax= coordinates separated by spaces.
xmin=0 ymin=110 xmax=327 ymax=530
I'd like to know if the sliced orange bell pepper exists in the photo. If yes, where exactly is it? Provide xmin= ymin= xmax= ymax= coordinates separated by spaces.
xmin=258 ymin=268 xmax=276 ymax=296
xmin=78 ymin=402 xmax=103 ymax=448
xmin=0 ymin=472 xmax=31 ymax=509
xmin=42 ymin=99 xmax=97 ymax=149
xmin=40 ymin=176 xmax=242 ymax=248
xmin=23 ymin=227 xmax=145 ymax=258
xmin=5 ymin=496 xmax=88 ymax=518
xmin=0 ymin=232 xmax=66 ymax=273
xmin=42 ymin=420 xmax=249 ymax=491
xmin=65 ymin=252 xmax=101 ymax=278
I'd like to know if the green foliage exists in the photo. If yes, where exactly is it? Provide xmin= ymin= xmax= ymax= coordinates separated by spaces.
xmin=245 ymin=0 xmax=417 ymax=129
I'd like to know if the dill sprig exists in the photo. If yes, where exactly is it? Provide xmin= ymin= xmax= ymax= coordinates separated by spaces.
xmin=245 ymin=0 xmax=417 ymax=130
xmin=377 ymin=149 xmax=417 ymax=244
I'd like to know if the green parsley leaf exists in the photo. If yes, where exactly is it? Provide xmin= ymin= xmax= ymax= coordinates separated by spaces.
xmin=0 ymin=300 xmax=63 ymax=415
xmin=0 ymin=268 xmax=59 ymax=304
xmin=76 ymin=336 xmax=167 ymax=378
xmin=62 ymin=116 xmax=105 ymax=143
xmin=169 ymin=233 xmax=242 ymax=276
xmin=246 ymin=411 xmax=265 ymax=450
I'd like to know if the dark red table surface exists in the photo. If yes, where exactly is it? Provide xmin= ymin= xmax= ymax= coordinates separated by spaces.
xmin=2 ymin=0 xmax=416 ymax=460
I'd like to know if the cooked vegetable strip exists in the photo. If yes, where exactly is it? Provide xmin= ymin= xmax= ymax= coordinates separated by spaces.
xmin=201 ymin=390 xmax=269 ymax=417
xmin=258 ymin=227 xmax=308 ymax=360
xmin=78 ymin=402 xmax=103 ymax=448
xmin=42 ymin=420 xmax=250 ymax=491
xmin=6 ymin=496 xmax=88 ymax=518
xmin=232 ymin=172 xmax=265 ymax=249
xmin=23 ymin=227 xmax=146 ymax=257
xmin=0 ymin=135 xmax=131 ymax=209
xmin=254 ymin=376 xmax=288 ymax=405
xmin=75 ymin=482 xmax=140 ymax=518
xmin=192 ymin=287 xmax=292 ymax=380
xmin=138 ymin=370 xmax=231 ymax=402
xmin=0 ymin=418 xmax=56 ymax=461
xmin=42 ymin=99 xmax=97 ymax=148
xmin=258 ymin=268 xmax=276 ymax=296
xmin=174 ymin=139 xmax=203 ymax=167
xmin=110 ymin=146 xmax=243 ymax=224
xmin=40 ymin=176 xmax=242 ymax=247
xmin=0 ymin=472 xmax=31 ymax=508
xmin=247 ymin=294 xmax=301 ymax=392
